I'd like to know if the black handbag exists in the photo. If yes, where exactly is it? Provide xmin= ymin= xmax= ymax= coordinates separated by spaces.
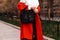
xmin=20 ymin=9 xmax=35 ymax=23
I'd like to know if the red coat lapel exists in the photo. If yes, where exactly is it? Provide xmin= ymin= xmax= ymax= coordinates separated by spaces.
xmin=35 ymin=14 xmax=43 ymax=40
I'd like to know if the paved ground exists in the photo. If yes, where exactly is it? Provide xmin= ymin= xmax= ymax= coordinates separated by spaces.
xmin=43 ymin=36 xmax=55 ymax=40
xmin=0 ymin=21 xmax=20 ymax=40
xmin=0 ymin=20 xmax=55 ymax=40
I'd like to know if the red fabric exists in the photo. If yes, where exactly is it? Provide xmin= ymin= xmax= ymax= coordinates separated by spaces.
xmin=37 ymin=6 xmax=41 ymax=13
xmin=35 ymin=14 xmax=43 ymax=40
xmin=17 ymin=2 xmax=43 ymax=40
xmin=17 ymin=2 xmax=27 ymax=11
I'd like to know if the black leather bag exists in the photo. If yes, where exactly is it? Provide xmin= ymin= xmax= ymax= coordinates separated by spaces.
xmin=20 ymin=9 xmax=35 ymax=23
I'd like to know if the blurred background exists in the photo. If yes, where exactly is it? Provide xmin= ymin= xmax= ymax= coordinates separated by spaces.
xmin=0 ymin=0 xmax=60 ymax=40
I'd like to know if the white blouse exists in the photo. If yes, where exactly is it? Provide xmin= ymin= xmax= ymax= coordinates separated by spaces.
xmin=20 ymin=0 xmax=39 ymax=10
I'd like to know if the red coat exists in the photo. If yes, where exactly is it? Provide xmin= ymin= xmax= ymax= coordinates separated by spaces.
xmin=18 ymin=2 xmax=43 ymax=40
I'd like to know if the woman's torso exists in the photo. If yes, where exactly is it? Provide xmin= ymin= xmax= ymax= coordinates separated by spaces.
xmin=20 ymin=0 xmax=39 ymax=10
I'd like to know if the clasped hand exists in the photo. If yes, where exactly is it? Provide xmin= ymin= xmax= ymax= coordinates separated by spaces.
xmin=31 ymin=7 xmax=38 ymax=13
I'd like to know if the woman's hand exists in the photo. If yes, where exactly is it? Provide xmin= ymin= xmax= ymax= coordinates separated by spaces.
xmin=31 ymin=7 xmax=38 ymax=13
xmin=34 ymin=8 xmax=38 ymax=13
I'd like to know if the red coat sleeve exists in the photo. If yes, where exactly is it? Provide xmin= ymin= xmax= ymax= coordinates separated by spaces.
xmin=17 ymin=2 xmax=27 ymax=11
